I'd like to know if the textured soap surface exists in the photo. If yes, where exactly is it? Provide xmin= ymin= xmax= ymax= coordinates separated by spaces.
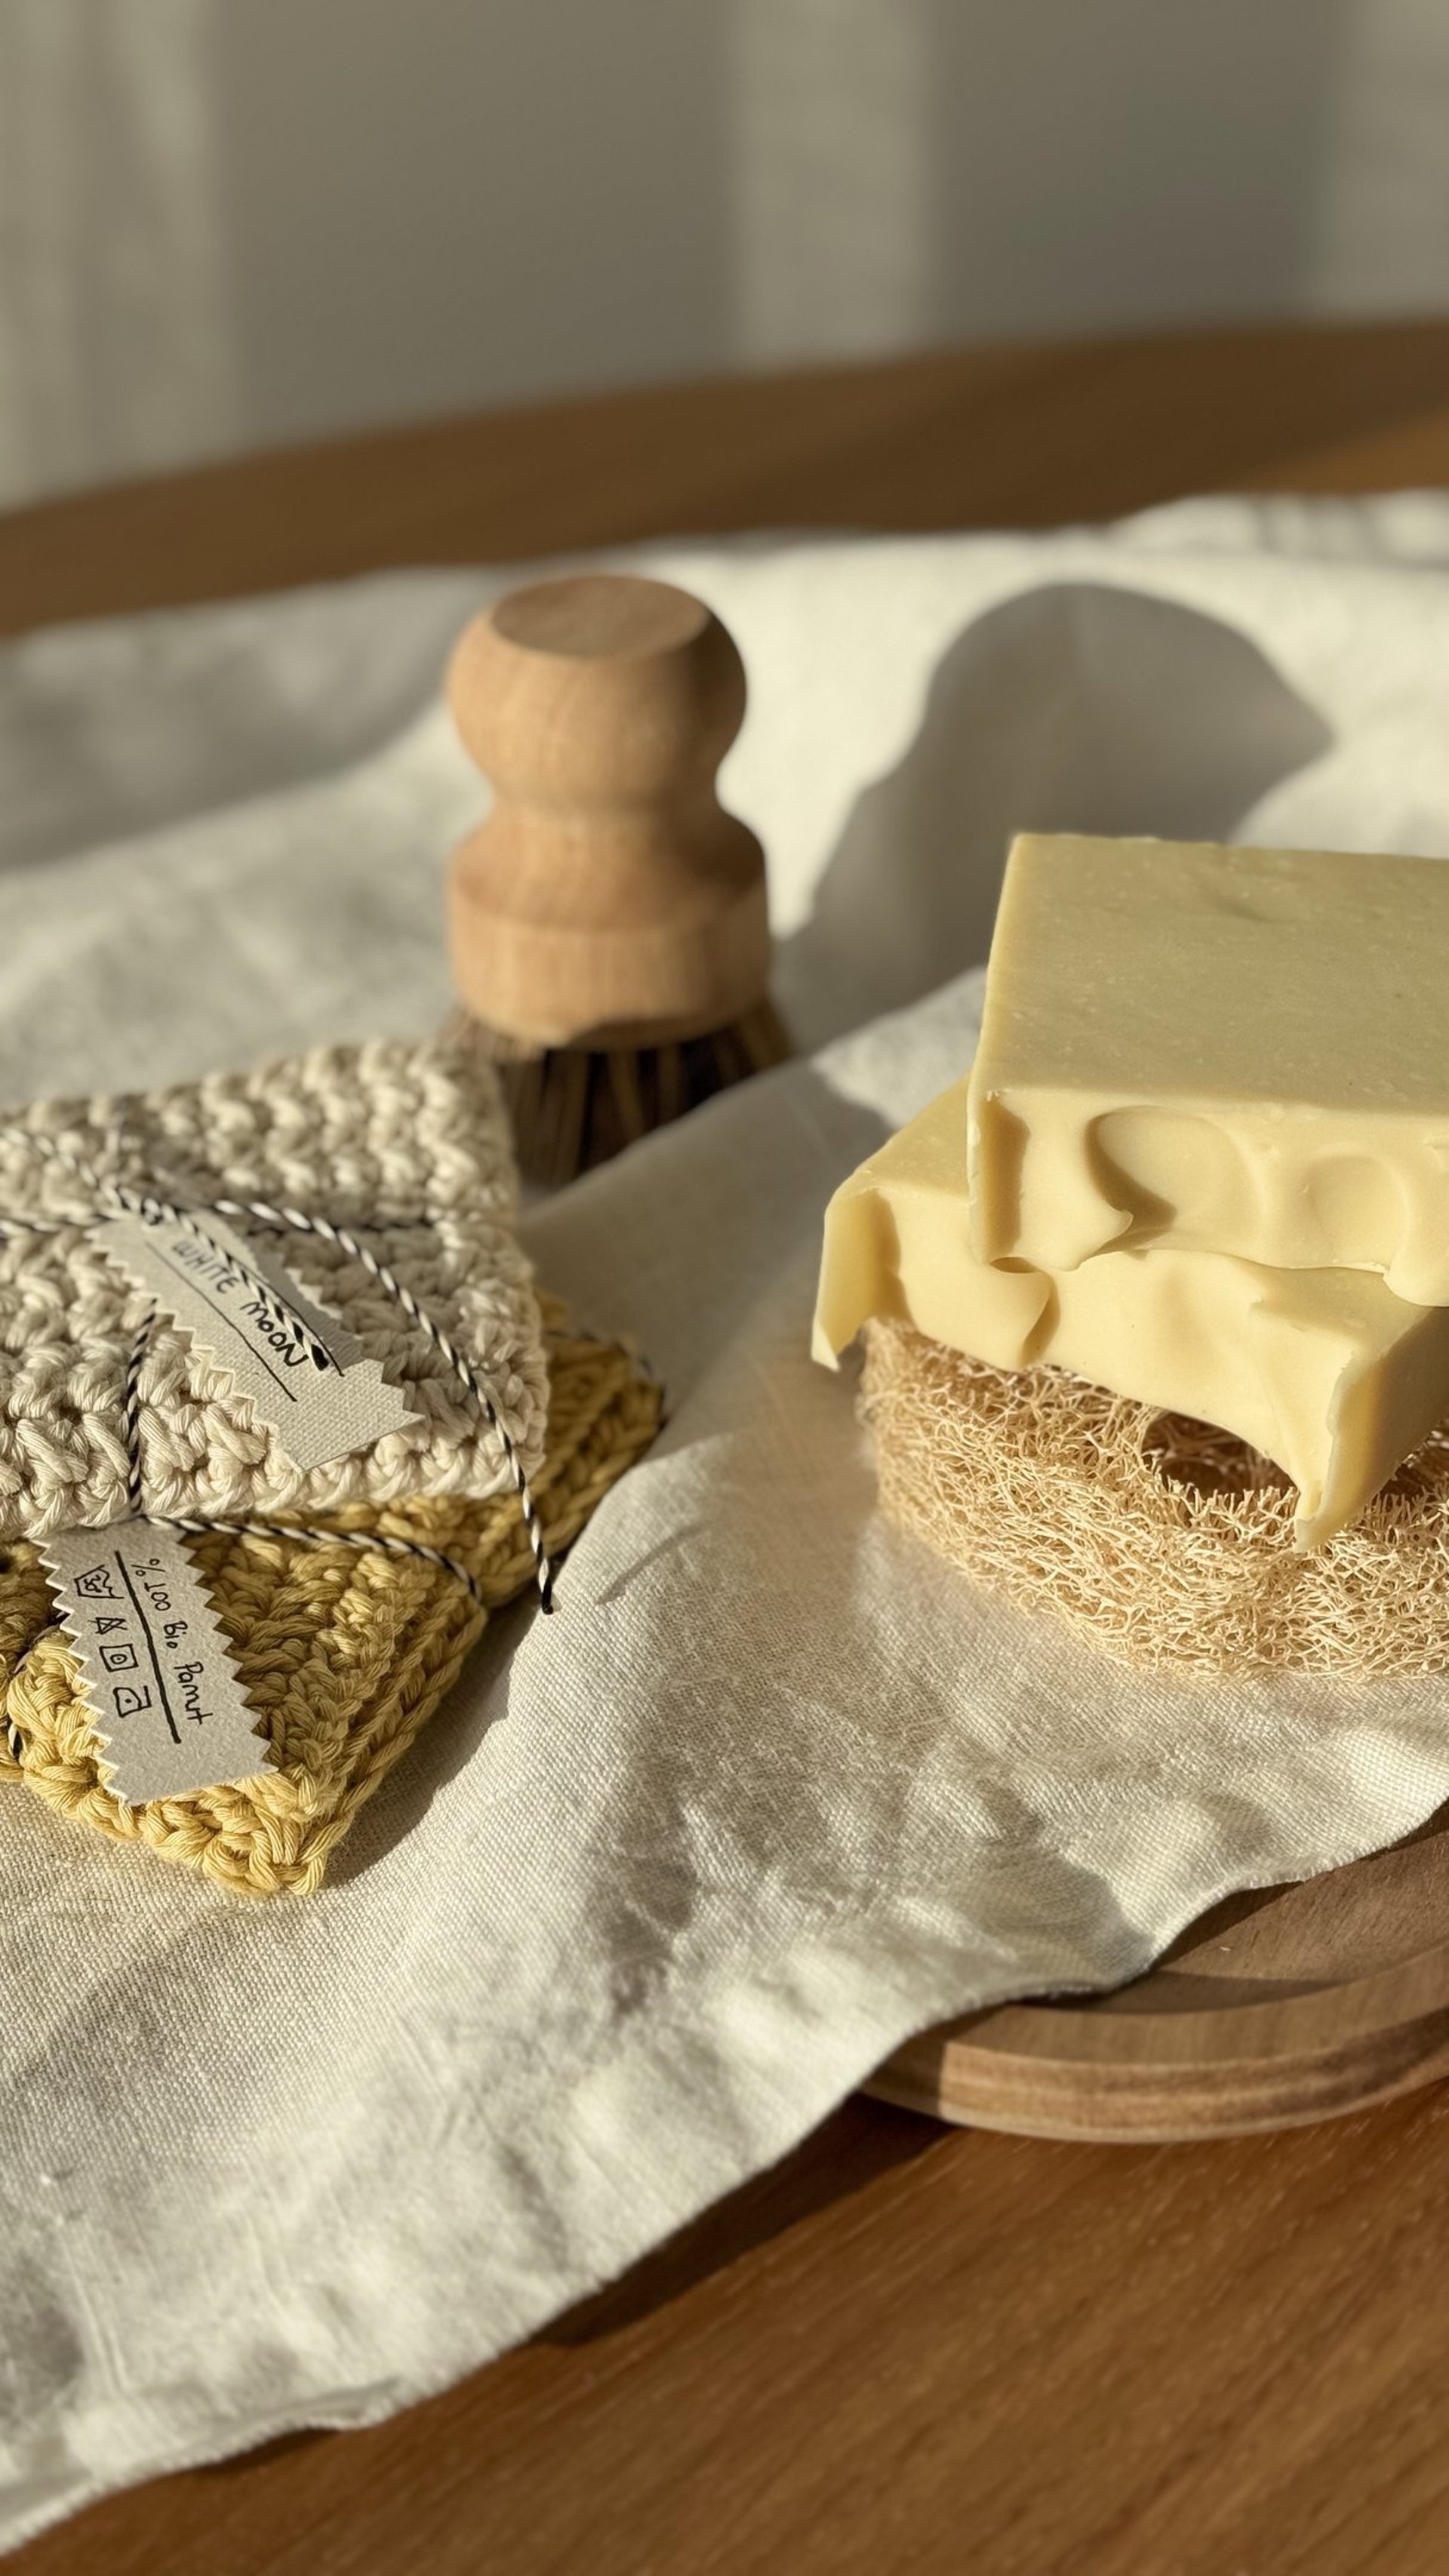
xmin=966 ymin=833 xmax=1449 ymax=1302
xmin=816 ymin=1079 xmax=1449 ymax=1548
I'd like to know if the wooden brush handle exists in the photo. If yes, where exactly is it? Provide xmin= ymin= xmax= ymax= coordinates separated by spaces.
xmin=447 ymin=573 xmax=770 ymax=1048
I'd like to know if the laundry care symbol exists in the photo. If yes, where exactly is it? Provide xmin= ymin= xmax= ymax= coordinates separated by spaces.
xmin=73 ymin=1563 xmax=118 ymax=1602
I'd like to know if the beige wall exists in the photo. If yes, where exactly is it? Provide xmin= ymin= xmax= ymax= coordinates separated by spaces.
xmin=1 ymin=0 xmax=1447 ymax=509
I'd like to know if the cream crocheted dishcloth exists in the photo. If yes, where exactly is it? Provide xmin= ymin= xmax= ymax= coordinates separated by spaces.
xmin=0 ymin=1032 xmax=547 ymax=1537
xmin=0 ymin=1307 xmax=660 ymax=1894
xmin=861 ymin=1316 xmax=1449 ymax=1678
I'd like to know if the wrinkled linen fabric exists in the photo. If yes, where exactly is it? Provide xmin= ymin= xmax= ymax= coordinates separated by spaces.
xmin=8 ymin=496 xmax=1449 ymax=2544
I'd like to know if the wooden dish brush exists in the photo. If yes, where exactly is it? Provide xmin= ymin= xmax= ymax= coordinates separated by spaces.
xmin=446 ymin=571 xmax=789 ymax=1186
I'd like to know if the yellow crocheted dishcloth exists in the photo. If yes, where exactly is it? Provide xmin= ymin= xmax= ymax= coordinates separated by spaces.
xmin=0 ymin=1310 xmax=660 ymax=1895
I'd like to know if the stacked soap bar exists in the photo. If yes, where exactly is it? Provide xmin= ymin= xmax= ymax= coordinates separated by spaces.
xmin=814 ymin=1080 xmax=1449 ymax=1549
xmin=817 ymin=833 xmax=1449 ymax=1547
xmin=968 ymin=834 xmax=1449 ymax=1298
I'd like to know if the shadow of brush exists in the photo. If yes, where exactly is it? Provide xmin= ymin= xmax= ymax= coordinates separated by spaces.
xmin=778 ymin=580 xmax=1334 ymax=1051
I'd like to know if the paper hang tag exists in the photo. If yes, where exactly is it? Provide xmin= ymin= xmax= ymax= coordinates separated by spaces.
xmin=40 ymin=1522 xmax=272 ymax=1805
xmin=94 ymin=1208 xmax=422 ymax=1474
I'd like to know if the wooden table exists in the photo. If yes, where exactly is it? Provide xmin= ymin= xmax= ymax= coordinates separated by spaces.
xmin=8 ymin=320 xmax=1449 ymax=2575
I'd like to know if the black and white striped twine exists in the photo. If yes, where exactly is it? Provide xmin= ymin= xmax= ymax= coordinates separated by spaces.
xmin=0 ymin=1131 xmax=561 ymax=1765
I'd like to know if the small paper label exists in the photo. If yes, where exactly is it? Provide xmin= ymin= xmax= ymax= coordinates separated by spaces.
xmin=41 ymin=1522 xmax=272 ymax=1804
xmin=95 ymin=1209 xmax=420 ymax=1473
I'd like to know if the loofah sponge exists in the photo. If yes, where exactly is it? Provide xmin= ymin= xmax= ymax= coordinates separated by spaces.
xmin=0 ymin=1032 xmax=548 ymax=1538
xmin=0 ymin=1310 xmax=661 ymax=1894
xmin=860 ymin=1315 xmax=1449 ymax=1678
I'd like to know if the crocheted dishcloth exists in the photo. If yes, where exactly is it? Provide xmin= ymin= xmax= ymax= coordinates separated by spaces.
xmin=860 ymin=1314 xmax=1449 ymax=1678
xmin=0 ymin=1308 xmax=660 ymax=1894
xmin=0 ymin=1032 xmax=548 ymax=1538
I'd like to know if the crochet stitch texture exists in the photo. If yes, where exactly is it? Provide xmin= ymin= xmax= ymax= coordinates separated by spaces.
xmin=0 ymin=1310 xmax=661 ymax=1894
xmin=0 ymin=1033 xmax=548 ymax=1537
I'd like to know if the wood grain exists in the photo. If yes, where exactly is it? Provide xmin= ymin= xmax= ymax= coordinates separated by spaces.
xmin=447 ymin=574 xmax=769 ymax=1045
xmin=16 ymin=2087 xmax=1449 ymax=2576
xmin=5 ymin=319 xmax=1449 ymax=637
xmin=876 ymin=1816 xmax=1449 ymax=2141
xmin=11 ymin=320 xmax=1449 ymax=2574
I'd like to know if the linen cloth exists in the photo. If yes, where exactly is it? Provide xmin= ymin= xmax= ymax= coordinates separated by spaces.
xmin=8 ymin=496 xmax=1449 ymax=2544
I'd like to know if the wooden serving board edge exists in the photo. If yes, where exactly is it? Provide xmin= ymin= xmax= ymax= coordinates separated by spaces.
xmin=869 ymin=1938 xmax=1449 ymax=2143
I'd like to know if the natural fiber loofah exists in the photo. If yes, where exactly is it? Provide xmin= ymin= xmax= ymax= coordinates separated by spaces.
xmin=860 ymin=1316 xmax=1449 ymax=1677
xmin=0 ymin=1031 xmax=547 ymax=1537
xmin=0 ymin=1310 xmax=660 ymax=1894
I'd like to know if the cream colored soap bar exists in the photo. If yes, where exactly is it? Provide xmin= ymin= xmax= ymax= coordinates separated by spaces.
xmin=967 ymin=833 xmax=1449 ymax=1303
xmin=816 ymin=1080 xmax=1449 ymax=1548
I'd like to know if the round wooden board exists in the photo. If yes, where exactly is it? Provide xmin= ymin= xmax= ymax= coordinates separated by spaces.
xmin=870 ymin=1812 xmax=1449 ymax=2141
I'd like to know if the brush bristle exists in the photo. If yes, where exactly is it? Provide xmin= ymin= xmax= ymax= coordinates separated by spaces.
xmin=457 ymin=1005 xmax=790 ymax=1187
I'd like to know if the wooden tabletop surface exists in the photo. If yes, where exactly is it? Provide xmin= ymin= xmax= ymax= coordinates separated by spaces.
xmin=9 ymin=319 xmax=1449 ymax=2575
